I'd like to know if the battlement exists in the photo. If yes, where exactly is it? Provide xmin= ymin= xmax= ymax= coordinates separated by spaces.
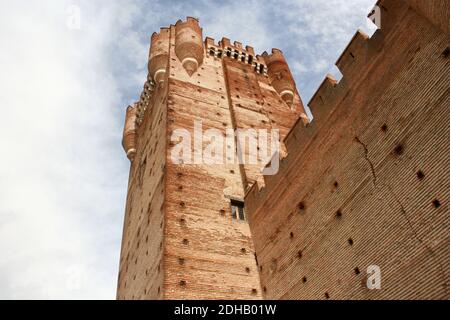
xmin=131 ymin=17 xmax=304 ymax=130
xmin=175 ymin=16 xmax=201 ymax=30
xmin=205 ymin=36 xmax=268 ymax=75
xmin=245 ymin=0 xmax=414 ymax=209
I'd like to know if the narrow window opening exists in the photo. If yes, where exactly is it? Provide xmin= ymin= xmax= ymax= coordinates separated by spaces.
xmin=231 ymin=199 xmax=246 ymax=221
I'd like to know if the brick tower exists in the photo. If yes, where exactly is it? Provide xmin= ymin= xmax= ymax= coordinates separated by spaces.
xmin=117 ymin=17 xmax=308 ymax=300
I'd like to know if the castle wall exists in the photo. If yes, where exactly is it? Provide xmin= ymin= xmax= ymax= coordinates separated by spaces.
xmin=245 ymin=0 xmax=450 ymax=299
xmin=118 ymin=16 xmax=307 ymax=299
xmin=117 ymin=73 xmax=168 ymax=299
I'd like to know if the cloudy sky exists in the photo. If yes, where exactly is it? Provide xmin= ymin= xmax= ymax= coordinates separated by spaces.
xmin=0 ymin=0 xmax=377 ymax=299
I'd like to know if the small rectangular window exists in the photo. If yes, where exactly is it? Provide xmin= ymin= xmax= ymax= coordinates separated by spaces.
xmin=231 ymin=200 xmax=246 ymax=221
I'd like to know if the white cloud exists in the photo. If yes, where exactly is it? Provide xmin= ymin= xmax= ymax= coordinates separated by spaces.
xmin=0 ymin=0 xmax=140 ymax=299
xmin=0 ymin=0 xmax=378 ymax=299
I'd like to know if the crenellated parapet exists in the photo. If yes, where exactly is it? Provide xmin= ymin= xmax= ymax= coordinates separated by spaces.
xmin=121 ymin=16 xmax=306 ymax=161
xmin=205 ymin=37 xmax=268 ymax=75
xmin=245 ymin=0 xmax=419 ymax=209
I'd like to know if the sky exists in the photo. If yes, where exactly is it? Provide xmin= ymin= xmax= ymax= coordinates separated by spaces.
xmin=0 ymin=0 xmax=377 ymax=299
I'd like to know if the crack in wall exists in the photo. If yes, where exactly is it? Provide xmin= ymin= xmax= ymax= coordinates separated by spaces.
xmin=354 ymin=137 xmax=377 ymax=185
xmin=385 ymin=183 xmax=449 ymax=295
xmin=355 ymin=136 xmax=448 ymax=295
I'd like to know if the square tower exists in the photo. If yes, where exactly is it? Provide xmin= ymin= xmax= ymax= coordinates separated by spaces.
xmin=118 ymin=17 xmax=307 ymax=300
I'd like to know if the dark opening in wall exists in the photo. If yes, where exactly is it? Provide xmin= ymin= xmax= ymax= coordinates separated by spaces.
xmin=219 ymin=209 xmax=226 ymax=216
xmin=336 ymin=210 xmax=343 ymax=218
xmin=302 ymin=276 xmax=307 ymax=283
xmin=333 ymin=181 xmax=339 ymax=188
xmin=263 ymin=286 xmax=267 ymax=294
xmin=245 ymin=267 xmax=251 ymax=273
xmin=178 ymin=258 xmax=185 ymax=265
xmin=179 ymin=280 xmax=186 ymax=287
xmin=251 ymin=289 xmax=258 ymax=295
xmin=182 ymin=239 xmax=189 ymax=245
xmin=394 ymin=144 xmax=404 ymax=156
xmin=442 ymin=47 xmax=450 ymax=58
xmin=381 ymin=124 xmax=388 ymax=132
xmin=298 ymin=250 xmax=303 ymax=259
xmin=241 ymin=248 xmax=247 ymax=254
xmin=417 ymin=170 xmax=425 ymax=180
xmin=324 ymin=292 xmax=330 ymax=299
xmin=290 ymin=232 xmax=294 ymax=239
xmin=348 ymin=238 xmax=354 ymax=246
xmin=298 ymin=201 xmax=306 ymax=212
xmin=354 ymin=267 xmax=360 ymax=275
xmin=231 ymin=200 xmax=246 ymax=221
xmin=179 ymin=201 xmax=186 ymax=208
xmin=433 ymin=199 xmax=441 ymax=208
